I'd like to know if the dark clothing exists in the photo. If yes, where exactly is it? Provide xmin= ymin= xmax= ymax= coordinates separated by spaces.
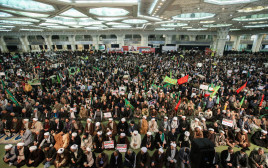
xmin=110 ymin=152 xmax=123 ymax=168
xmin=220 ymin=150 xmax=235 ymax=168
xmin=151 ymin=150 xmax=166 ymax=168
xmin=136 ymin=151 xmax=150 ymax=168
xmin=26 ymin=149 xmax=45 ymax=167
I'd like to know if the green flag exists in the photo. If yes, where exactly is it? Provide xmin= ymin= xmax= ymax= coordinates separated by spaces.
xmin=1 ymin=79 xmax=5 ymax=89
xmin=240 ymin=96 xmax=245 ymax=106
xmin=125 ymin=98 xmax=134 ymax=110
xmin=211 ymin=52 xmax=215 ymax=57
xmin=117 ymin=55 xmax=120 ymax=61
xmin=170 ymin=70 xmax=172 ymax=78
xmin=210 ymin=86 xmax=220 ymax=97
xmin=171 ymin=55 xmax=175 ymax=60
xmin=5 ymin=89 xmax=20 ymax=107
xmin=163 ymin=76 xmax=177 ymax=85
xmin=93 ymin=67 xmax=100 ymax=71
xmin=57 ymin=75 xmax=61 ymax=84
xmin=216 ymin=96 xmax=220 ymax=104
xmin=151 ymin=84 xmax=160 ymax=89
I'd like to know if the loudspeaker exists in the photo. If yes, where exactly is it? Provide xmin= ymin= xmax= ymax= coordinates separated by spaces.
xmin=190 ymin=138 xmax=215 ymax=168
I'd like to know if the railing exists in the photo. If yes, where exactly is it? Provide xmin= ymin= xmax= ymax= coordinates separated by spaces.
xmin=148 ymin=38 xmax=165 ymax=41
xmin=75 ymin=38 xmax=93 ymax=41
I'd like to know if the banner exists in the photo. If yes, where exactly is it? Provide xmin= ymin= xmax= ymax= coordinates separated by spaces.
xmin=200 ymin=84 xmax=209 ymax=90
xmin=104 ymin=141 xmax=114 ymax=149
xmin=222 ymin=118 xmax=233 ymax=127
xmin=163 ymin=76 xmax=177 ymax=85
xmin=177 ymin=75 xmax=189 ymax=85
xmin=116 ymin=144 xmax=127 ymax=152
xmin=125 ymin=99 xmax=134 ymax=110
xmin=104 ymin=112 xmax=112 ymax=118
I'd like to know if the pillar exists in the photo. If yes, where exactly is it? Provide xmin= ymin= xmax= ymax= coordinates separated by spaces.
xmin=252 ymin=34 xmax=264 ymax=52
xmin=117 ymin=34 xmax=125 ymax=48
xmin=19 ymin=36 xmax=30 ymax=52
xmin=165 ymin=34 xmax=172 ymax=45
xmin=141 ymin=34 xmax=148 ymax=46
xmin=189 ymin=35 xmax=197 ymax=41
xmin=0 ymin=36 xmax=8 ymax=53
xmin=232 ymin=35 xmax=241 ymax=51
xmin=215 ymin=27 xmax=230 ymax=56
xmin=68 ymin=35 xmax=76 ymax=51
xmin=43 ymin=35 xmax=53 ymax=51
xmin=92 ymin=35 xmax=99 ymax=50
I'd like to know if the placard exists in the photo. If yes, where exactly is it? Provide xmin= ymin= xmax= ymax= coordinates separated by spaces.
xmin=197 ymin=63 xmax=203 ymax=67
xmin=116 ymin=144 xmax=127 ymax=152
xmin=222 ymin=118 xmax=233 ymax=127
xmin=200 ymin=84 xmax=209 ymax=90
xmin=103 ymin=112 xmax=112 ymax=118
xmin=104 ymin=141 xmax=114 ymax=149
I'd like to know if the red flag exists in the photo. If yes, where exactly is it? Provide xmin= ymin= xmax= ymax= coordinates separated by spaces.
xmin=259 ymin=94 xmax=264 ymax=106
xmin=177 ymin=75 xmax=189 ymax=85
xmin=204 ymin=93 xmax=210 ymax=97
xmin=35 ymin=65 xmax=40 ymax=69
xmin=174 ymin=99 xmax=181 ymax=111
xmin=236 ymin=82 xmax=247 ymax=94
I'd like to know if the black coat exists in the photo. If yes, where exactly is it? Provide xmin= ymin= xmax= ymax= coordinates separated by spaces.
xmin=110 ymin=152 xmax=123 ymax=168
xmin=70 ymin=148 xmax=84 ymax=166
xmin=220 ymin=150 xmax=235 ymax=168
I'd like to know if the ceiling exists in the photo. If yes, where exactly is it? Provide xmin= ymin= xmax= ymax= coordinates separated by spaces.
xmin=0 ymin=0 xmax=267 ymax=33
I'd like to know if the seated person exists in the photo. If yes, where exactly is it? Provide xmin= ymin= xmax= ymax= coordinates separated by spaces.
xmin=234 ymin=148 xmax=248 ymax=168
xmin=26 ymin=146 xmax=45 ymax=167
xmin=249 ymin=148 xmax=266 ymax=168
xmin=130 ymin=130 xmax=141 ymax=149
xmin=251 ymin=129 xmax=268 ymax=148
xmin=220 ymin=147 xmax=235 ymax=168
xmin=3 ymin=144 xmax=16 ymax=166
xmin=54 ymin=148 xmax=70 ymax=168
xmin=215 ymin=130 xmax=226 ymax=147
xmin=236 ymin=129 xmax=250 ymax=149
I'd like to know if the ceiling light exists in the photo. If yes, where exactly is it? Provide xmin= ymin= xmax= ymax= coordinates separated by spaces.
xmin=106 ymin=22 xmax=122 ymax=25
xmin=60 ymin=8 xmax=87 ymax=17
xmin=248 ymin=21 xmax=267 ymax=24
xmin=0 ymin=0 xmax=54 ymax=12
xmin=238 ymin=6 xmax=268 ymax=13
xmin=203 ymin=24 xmax=232 ymax=27
xmin=20 ymin=28 xmax=43 ymax=31
xmin=6 ymin=18 xmax=39 ymax=22
xmin=46 ymin=25 xmax=69 ymax=29
xmin=0 ymin=12 xmax=12 ymax=17
xmin=1 ymin=10 xmax=49 ymax=18
xmin=172 ymin=13 xmax=215 ymax=20
xmin=204 ymin=0 xmax=258 ymax=5
xmin=85 ymin=27 xmax=102 ymax=30
xmin=182 ymin=27 xmax=192 ymax=28
xmin=230 ymin=29 xmax=240 ymax=31
xmin=40 ymin=23 xmax=58 ymax=26
xmin=155 ymin=28 xmax=175 ymax=30
xmin=89 ymin=7 xmax=129 ymax=16
xmin=161 ymin=23 xmax=188 ymax=27
xmin=97 ymin=17 xmax=126 ymax=21
xmin=0 ymin=20 xmax=32 ymax=25
xmin=233 ymin=14 xmax=268 ymax=21
xmin=187 ymin=28 xmax=207 ymax=31
xmin=244 ymin=24 xmax=268 ymax=28
xmin=112 ymin=24 xmax=132 ymax=28
xmin=122 ymin=19 xmax=148 ymax=24
xmin=0 ymin=25 xmax=15 ymax=28
xmin=200 ymin=20 xmax=215 ymax=23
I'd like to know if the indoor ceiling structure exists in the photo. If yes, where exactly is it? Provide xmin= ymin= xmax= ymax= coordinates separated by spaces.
xmin=0 ymin=0 xmax=267 ymax=33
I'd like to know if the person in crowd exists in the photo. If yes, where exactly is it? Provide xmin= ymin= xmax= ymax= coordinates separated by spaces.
xmin=148 ymin=118 xmax=159 ymax=134
xmin=83 ymin=147 xmax=95 ymax=168
xmin=178 ymin=147 xmax=191 ymax=168
xmin=215 ymin=130 xmax=226 ymax=147
xmin=26 ymin=145 xmax=45 ymax=167
xmin=124 ymin=149 xmax=136 ymax=168
xmin=155 ymin=129 xmax=167 ymax=149
xmin=221 ymin=146 xmax=235 ymax=168
xmin=179 ymin=131 xmax=191 ymax=148
xmin=20 ymin=129 xmax=33 ymax=147
xmin=251 ymin=129 xmax=268 ymax=148
xmin=236 ymin=129 xmax=251 ymax=149
xmin=110 ymin=150 xmax=123 ymax=168
xmin=96 ymin=152 xmax=109 ymax=168
xmin=151 ymin=148 xmax=166 ymax=168
xmin=106 ymin=118 xmax=117 ymax=136
xmin=136 ymin=147 xmax=150 ymax=168
xmin=139 ymin=116 xmax=148 ymax=135
xmin=249 ymin=148 xmax=266 ymax=168
xmin=54 ymin=148 xmax=70 ymax=168
xmin=130 ymin=130 xmax=141 ymax=149
xmin=234 ymin=148 xmax=248 ymax=168
xmin=166 ymin=143 xmax=179 ymax=168
xmin=3 ymin=144 xmax=16 ymax=166
xmin=128 ymin=120 xmax=139 ymax=136
xmin=141 ymin=131 xmax=154 ymax=151
xmin=70 ymin=144 xmax=83 ymax=168
xmin=43 ymin=144 xmax=57 ymax=168
xmin=81 ymin=133 xmax=93 ymax=150
xmin=117 ymin=118 xmax=128 ymax=135
xmin=39 ymin=132 xmax=55 ymax=148
xmin=13 ymin=142 xmax=29 ymax=167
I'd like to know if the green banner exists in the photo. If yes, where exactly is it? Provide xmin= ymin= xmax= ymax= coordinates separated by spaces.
xmin=163 ymin=76 xmax=177 ymax=85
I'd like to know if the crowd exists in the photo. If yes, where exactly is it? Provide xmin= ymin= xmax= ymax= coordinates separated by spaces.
xmin=0 ymin=50 xmax=267 ymax=168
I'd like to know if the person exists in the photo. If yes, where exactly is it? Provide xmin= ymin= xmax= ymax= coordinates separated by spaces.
xmin=106 ymin=118 xmax=117 ymax=136
xmin=3 ymin=144 xmax=16 ymax=166
xmin=13 ymin=142 xmax=29 ymax=168
xmin=141 ymin=131 xmax=154 ymax=151
xmin=136 ymin=147 xmax=150 ymax=168
xmin=96 ymin=152 xmax=109 ymax=168
xmin=110 ymin=150 xmax=123 ymax=168
xmin=154 ymin=129 xmax=167 ymax=149
xmin=128 ymin=120 xmax=139 ymax=136
xmin=20 ymin=129 xmax=33 ymax=146
xmin=249 ymin=148 xmax=266 ymax=168
xmin=251 ymin=129 xmax=268 ymax=148
xmin=207 ymin=128 xmax=216 ymax=145
xmin=124 ymin=149 xmax=136 ymax=168
xmin=117 ymin=118 xmax=129 ymax=135
xmin=139 ymin=116 xmax=149 ymax=135
xmin=84 ymin=118 xmax=94 ymax=136
xmin=54 ymin=148 xmax=70 ymax=168
xmin=234 ymin=148 xmax=248 ymax=168
xmin=221 ymin=146 xmax=235 ymax=168
xmin=26 ymin=145 xmax=45 ymax=167
xmin=93 ymin=131 xmax=104 ymax=153
xmin=69 ymin=132 xmax=81 ymax=148
xmin=39 ymin=132 xmax=55 ymax=148
xmin=166 ymin=143 xmax=179 ymax=168
xmin=81 ymin=133 xmax=93 ymax=150
xmin=70 ymin=144 xmax=84 ymax=168
xmin=168 ymin=128 xmax=178 ymax=145
xmin=215 ymin=130 xmax=226 ymax=147
xmin=83 ymin=147 xmax=95 ymax=168
xmin=178 ymin=147 xmax=191 ymax=168
xmin=148 ymin=118 xmax=159 ymax=133
xmin=151 ymin=148 xmax=166 ymax=168
xmin=179 ymin=131 xmax=191 ymax=148
xmin=117 ymin=132 xmax=130 ymax=148
xmin=43 ymin=144 xmax=57 ymax=168
xmin=236 ymin=129 xmax=250 ymax=149
xmin=130 ymin=130 xmax=141 ymax=149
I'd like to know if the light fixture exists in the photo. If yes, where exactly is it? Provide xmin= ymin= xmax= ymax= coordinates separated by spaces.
xmin=172 ymin=13 xmax=215 ymax=20
xmin=237 ymin=6 xmax=268 ymax=13
xmin=20 ymin=28 xmax=43 ymax=31
xmin=203 ymin=24 xmax=232 ymax=27
xmin=155 ymin=28 xmax=175 ymax=30
xmin=89 ymin=7 xmax=129 ymax=16
xmin=1 ymin=10 xmax=49 ymax=18
xmin=230 ymin=29 xmax=240 ymax=31
xmin=60 ymin=8 xmax=87 ymax=17
xmin=200 ymin=20 xmax=215 ymax=23
xmin=112 ymin=24 xmax=132 ymax=28
xmin=204 ymin=0 xmax=258 ymax=5
xmin=187 ymin=28 xmax=207 ymax=31
xmin=233 ymin=14 xmax=268 ymax=21
xmin=0 ymin=0 xmax=54 ymax=12
xmin=0 ymin=20 xmax=33 ymax=25
xmin=85 ymin=27 xmax=103 ymax=30
xmin=46 ymin=25 xmax=69 ymax=29
xmin=0 ymin=12 xmax=12 ymax=17
xmin=6 ymin=18 xmax=40 ymax=22
xmin=122 ymin=19 xmax=148 ymax=24
xmin=244 ymin=24 xmax=268 ymax=28
xmin=161 ymin=23 xmax=188 ymax=27
xmin=97 ymin=17 xmax=126 ymax=21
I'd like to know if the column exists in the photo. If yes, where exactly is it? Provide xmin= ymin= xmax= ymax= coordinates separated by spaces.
xmin=92 ymin=35 xmax=99 ymax=50
xmin=232 ymin=35 xmax=241 ymax=51
xmin=117 ymin=34 xmax=124 ymax=48
xmin=0 ymin=36 xmax=8 ymax=53
xmin=43 ymin=35 xmax=53 ymax=51
xmin=215 ymin=27 xmax=230 ymax=56
xmin=189 ymin=35 xmax=197 ymax=41
xmin=141 ymin=34 xmax=148 ymax=46
xmin=68 ymin=35 xmax=76 ymax=51
xmin=210 ymin=35 xmax=217 ymax=49
xmin=252 ymin=34 xmax=264 ymax=52
xmin=19 ymin=36 xmax=30 ymax=52
xmin=165 ymin=34 xmax=172 ymax=45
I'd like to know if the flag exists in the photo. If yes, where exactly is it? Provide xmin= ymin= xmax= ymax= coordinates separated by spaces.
xmin=177 ymin=75 xmax=189 ymax=85
xmin=93 ymin=67 xmax=99 ymax=71
xmin=34 ymin=65 xmax=40 ymax=69
xmin=5 ymin=89 xmax=20 ymax=107
xmin=57 ymin=75 xmax=61 ymax=84
xmin=210 ymin=86 xmax=220 ymax=97
xmin=125 ymin=99 xmax=134 ymax=110
xmin=180 ymin=55 xmax=184 ymax=58
xmin=117 ymin=55 xmax=120 ymax=61
xmin=163 ymin=76 xmax=177 ymax=85
xmin=171 ymin=55 xmax=175 ymax=60
xmin=211 ymin=52 xmax=215 ymax=57
xmin=12 ymin=55 xmax=19 ymax=59
xmin=151 ymin=84 xmax=160 ymax=90
xmin=170 ymin=70 xmax=172 ymax=78
xmin=259 ymin=94 xmax=264 ymax=106
xmin=1 ymin=79 xmax=5 ymax=89
xmin=204 ymin=93 xmax=210 ymax=97
xmin=236 ymin=82 xmax=247 ymax=94
xmin=216 ymin=96 xmax=220 ymax=104
xmin=240 ymin=96 xmax=245 ymax=106
xmin=174 ymin=98 xmax=181 ymax=112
